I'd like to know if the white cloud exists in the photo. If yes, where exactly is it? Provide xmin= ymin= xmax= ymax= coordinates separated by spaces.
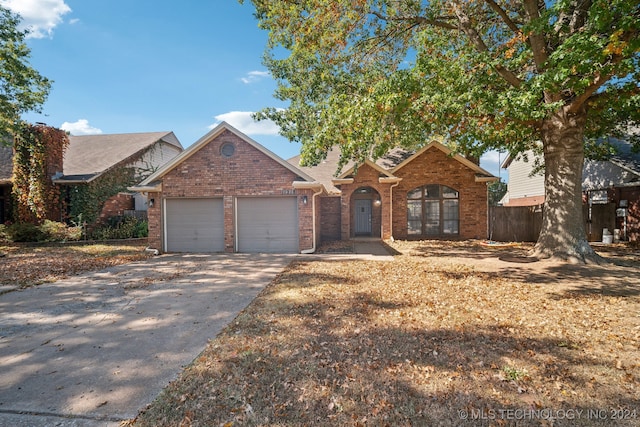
xmin=60 ymin=119 xmax=103 ymax=135
xmin=240 ymin=70 xmax=270 ymax=84
xmin=2 ymin=0 xmax=72 ymax=39
xmin=210 ymin=111 xmax=281 ymax=136
xmin=480 ymin=149 xmax=508 ymax=178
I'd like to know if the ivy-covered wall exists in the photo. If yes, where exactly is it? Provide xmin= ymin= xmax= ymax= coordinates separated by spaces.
xmin=66 ymin=166 xmax=136 ymax=225
xmin=12 ymin=123 xmax=69 ymax=224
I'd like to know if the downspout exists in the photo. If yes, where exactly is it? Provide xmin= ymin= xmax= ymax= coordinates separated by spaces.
xmin=389 ymin=181 xmax=400 ymax=241
xmin=301 ymin=187 xmax=323 ymax=254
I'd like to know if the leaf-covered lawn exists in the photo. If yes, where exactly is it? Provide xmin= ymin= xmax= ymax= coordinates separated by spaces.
xmin=0 ymin=242 xmax=150 ymax=290
xmin=134 ymin=241 xmax=639 ymax=427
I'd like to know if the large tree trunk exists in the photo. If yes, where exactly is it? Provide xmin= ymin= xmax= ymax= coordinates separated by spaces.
xmin=532 ymin=106 xmax=601 ymax=263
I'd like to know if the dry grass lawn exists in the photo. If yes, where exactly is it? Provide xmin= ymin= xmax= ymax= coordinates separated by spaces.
xmin=0 ymin=242 xmax=150 ymax=290
xmin=134 ymin=240 xmax=640 ymax=426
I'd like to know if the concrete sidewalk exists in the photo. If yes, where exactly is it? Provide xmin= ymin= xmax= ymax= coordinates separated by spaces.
xmin=301 ymin=239 xmax=397 ymax=261
xmin=0 ymin=253 xmax=294 ymax=426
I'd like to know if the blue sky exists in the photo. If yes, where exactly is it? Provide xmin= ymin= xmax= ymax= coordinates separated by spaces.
xmin=4 ymin=0 xmax=504 ymax=178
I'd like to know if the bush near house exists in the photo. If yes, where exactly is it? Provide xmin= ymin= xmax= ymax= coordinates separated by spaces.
xmin=87 ymin=216 xmax=148 ymax=240
xmin=0 ymin=216 xmax=146 ymax=243
xmin=1 ymin=221 xmax=82 ymax=243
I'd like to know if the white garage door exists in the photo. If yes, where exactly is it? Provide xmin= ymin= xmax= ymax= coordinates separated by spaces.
xmin=237 ymin=197 xmax=298 ymax=253
xmin=165 ymin=198 xmax=224 ymax=252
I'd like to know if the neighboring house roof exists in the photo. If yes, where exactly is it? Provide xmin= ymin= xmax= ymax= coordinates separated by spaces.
xmin=607 ymin=137 xmax=640 ymax=179
xmin=133 ymin=122 xmax=316 ymax=191
xmin=503 ymin=136 xmax=640 ymax=197
xmin=0 ymin=131 xmax=183 ymax=185
xmin=501 ymin=135 xmax=640 ymax=176
xmin=288 ymin=141 xmax=497 ymax=194
xmin=59 ymin=131 xmax=182 ymax=183
xmin=0 ymin=145 xmax=12 ymax=185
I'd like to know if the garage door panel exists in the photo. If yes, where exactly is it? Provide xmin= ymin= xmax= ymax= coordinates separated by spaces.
xmin=237 ymin=197 xmax=298 ymax=253
xmin=165 ymin=198 xmax=224 ymax=252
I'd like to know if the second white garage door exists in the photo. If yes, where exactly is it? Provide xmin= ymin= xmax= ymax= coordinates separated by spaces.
xmin=165 ymin=198 xmax=224 ymax=252
xmin=237 ymin=197 xmax=298 ymax=253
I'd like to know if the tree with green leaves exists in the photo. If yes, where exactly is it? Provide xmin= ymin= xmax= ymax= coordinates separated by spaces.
xmin=0 ymin=5 xmax=51 ymax=139
xmin=245 ymin=0 xmax=639 ymax=262
xmin=488 ymin=179 xmax=508 ymax=206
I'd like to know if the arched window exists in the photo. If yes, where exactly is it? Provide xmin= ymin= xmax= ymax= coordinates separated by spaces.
xmin=407 ymin=184 xmax=459 ymax=236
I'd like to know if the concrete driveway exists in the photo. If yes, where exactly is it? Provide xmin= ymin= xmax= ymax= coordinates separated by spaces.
xmin=0 ymin=253 xmax=294 ymax=426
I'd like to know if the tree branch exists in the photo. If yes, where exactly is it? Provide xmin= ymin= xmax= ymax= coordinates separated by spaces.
xmin=522 ymin=0 xmax=550 ymax=72
xmin=483 ymin=0 xmax=520 ymax=34
xmin=567 ymin=72 xmax=612 ymax=114
xmin=370 ymin=10 xmax=458 ymax=31
xmin=451 ymin=2 xmax=523 ymax=88
xmin=569 ymin=0 xmax=593 ymax=34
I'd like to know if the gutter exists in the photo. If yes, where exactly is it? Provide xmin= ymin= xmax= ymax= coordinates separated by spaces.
xmin=127 ymin=183 xmax=163 ymax=192
xmin=292 ymin=181 xmax=324 ymax=254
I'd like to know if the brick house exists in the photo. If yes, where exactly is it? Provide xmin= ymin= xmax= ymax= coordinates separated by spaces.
xmin=134 ymin=122 xmax=497 ymax=253
xmin=0 ymin=131 xmax=183 ymax=224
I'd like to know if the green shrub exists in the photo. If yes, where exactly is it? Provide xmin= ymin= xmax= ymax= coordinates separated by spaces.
xmin=88 ymin=216 xmax=147 ymax=240
xmin=0 ymin=224 xmax=9 ymax=242
xmin=7 ymin=222 xmax=46 ymax=242
xmin=40 ymin=220 xmax=68 ymax=241
xmin=3 ymin=221 xmax=83 ymax=243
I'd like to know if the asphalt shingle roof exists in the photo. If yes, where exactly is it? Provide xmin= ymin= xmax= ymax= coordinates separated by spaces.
xmin=63 ymin=132 xmax=181 ymax=179
xmin=0 ymin=131 xmax=182 ymax=184
xmin=609 ymin=137 xmax=640 ymax=178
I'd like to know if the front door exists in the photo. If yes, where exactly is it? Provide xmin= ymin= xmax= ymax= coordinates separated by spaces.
xmin=354 ymin=199 xmax=372 ymax=235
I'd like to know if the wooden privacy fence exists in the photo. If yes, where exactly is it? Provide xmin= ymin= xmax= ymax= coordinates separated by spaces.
xmin=489 ymin=203 xmax=616 ymax=242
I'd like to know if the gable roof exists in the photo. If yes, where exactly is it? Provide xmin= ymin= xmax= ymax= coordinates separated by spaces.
xmin=0 ymin=145 xmax=12 ymax=184
xmin=392 ymin=141 xmax=496 ymax=180
xmin=134 ymin=122 xmax=316 ymax=191
xmin=608 ymin=137 xmax=640 ymax=178
xmin=58 ymin=131 xmax=182 ymax=183
xmin=288 ymin=142 xmax=497 ymax=193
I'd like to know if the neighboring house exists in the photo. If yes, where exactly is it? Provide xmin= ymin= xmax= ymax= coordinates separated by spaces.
xmin=499 ymin=151 xmax=545 ymax=207
xmin=0 ymin=131 xmax=183 ymax=224
xmin=132 ymin=122 xmax=497 ymax=254
xmin=500 ymin=137 xmax=640 ymax=241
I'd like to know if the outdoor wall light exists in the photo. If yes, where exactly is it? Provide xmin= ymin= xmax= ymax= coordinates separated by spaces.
xmin=302 ymin=195 xmax=308 ymax=205
xmin=374 ymin=198 xmax=382 ymax=206
xmin=149 ymin=198 xmax=155 ymax=208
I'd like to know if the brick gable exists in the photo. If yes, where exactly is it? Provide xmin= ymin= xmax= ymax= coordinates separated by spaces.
xmin=146 ymin=128 xmax=315 ymax=252
xmin=392 ymin=146 xmax=488 ymax=239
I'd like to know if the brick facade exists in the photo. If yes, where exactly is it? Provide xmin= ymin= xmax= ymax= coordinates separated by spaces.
xmin=319 ymin=196 xmax=341 ymax=241
xmin=328 ymin=148 xmax=490 ymax=241
xmin=392 ymin=147 xmax=489 ymax=239
xmin=141 ymin=124 xmax=493 ymax=253
xmin=97 ymin=193 xmax=135 ymax=224
xmin=146 ymin=129 xmax=315 ymax=252
xmin=336 ymin=163 xmax=392 ymax=239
